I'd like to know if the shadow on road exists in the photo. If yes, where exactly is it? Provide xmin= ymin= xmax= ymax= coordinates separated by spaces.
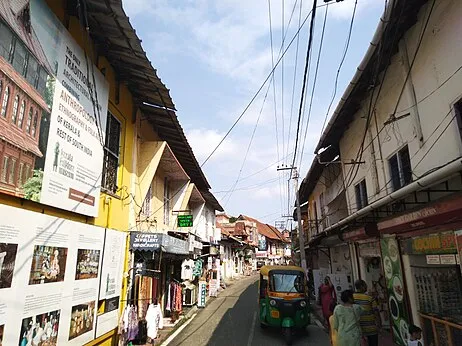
xmin=206 ymin=280 xmax=325 ymax=346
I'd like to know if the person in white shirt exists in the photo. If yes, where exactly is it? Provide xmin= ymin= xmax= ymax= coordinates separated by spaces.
xmin=408 ymin=324 xmax=424 ymax=346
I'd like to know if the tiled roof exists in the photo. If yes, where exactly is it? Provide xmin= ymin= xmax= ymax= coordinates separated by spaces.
xmin=0 ymin=1 xmax=53 ymax=73
xmin=239 ymin=215 xmax=283 ymax=241
xmin=0 ymin=119 xmax=42 ymax=157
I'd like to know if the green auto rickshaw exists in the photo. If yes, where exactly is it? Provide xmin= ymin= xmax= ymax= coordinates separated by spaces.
xmin=258 ymin=265 xmax=311 ymax=345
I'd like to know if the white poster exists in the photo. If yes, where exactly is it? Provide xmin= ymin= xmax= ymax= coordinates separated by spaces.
xmin=0 ymin=204 xmax=125 ymax=345
xmin=95 ymin=229 xmax=126 ymax=338
xmin=7 ymin=0 xmax=110 ymax=217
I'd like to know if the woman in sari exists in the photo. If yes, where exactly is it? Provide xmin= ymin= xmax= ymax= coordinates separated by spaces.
xmin=319 ymin=276 xmax=336 ymax=328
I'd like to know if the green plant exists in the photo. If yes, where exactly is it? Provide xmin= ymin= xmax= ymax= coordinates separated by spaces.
xmin=23 ymin=169 xmax=44 ymax=202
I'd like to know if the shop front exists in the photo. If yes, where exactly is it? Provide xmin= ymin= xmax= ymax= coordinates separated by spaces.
xmin=378 ymin=194 xmax=462 ymax=346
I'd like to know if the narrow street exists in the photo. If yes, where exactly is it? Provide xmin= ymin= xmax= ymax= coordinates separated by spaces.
xmin=167 ymin=275 xmax=330 ymax=346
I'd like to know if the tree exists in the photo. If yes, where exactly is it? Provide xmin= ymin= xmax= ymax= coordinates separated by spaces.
xmin=23 ymin=169 xmax=43 ymax=202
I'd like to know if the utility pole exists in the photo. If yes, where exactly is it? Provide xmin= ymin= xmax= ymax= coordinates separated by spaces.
xmin=277 ymin=166 xmax=307 ymax=273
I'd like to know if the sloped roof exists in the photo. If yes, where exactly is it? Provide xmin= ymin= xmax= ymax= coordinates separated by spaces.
xmin=239 ymin=215 xmax=283 ymax=241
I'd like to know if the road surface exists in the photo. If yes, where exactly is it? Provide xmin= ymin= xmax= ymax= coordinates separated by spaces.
xmin=167 ymin=275 xmax=330 ymax=346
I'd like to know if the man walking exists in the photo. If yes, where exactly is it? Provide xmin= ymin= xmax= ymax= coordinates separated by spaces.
xmin=354 ymin=279 xmax=381 ymax=346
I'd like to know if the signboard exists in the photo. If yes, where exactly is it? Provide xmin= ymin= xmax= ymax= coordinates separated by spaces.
xmin=381 ymin=237 xmax=410 ymax=346
xmin=358 ymin=241 xmax=381 ymax=258
xmin=257 ymin=234 xmax=267 ymax=251
xmin=161 ymin=235 xmax=188 ymax=255
xmin=0 ymin=204 xmax=125 ymax=345
xmin=426 ymin=255 xmax=440 ymax=265
xmin=439 ymin=254 xmax=456 ymax=265
xmin=177 ymin=215 xmax=193 ymax=228
xmin=198 ymin=281 xmax=207 ymax=308
xmin=14 ymin=0 xmax=110 ymax=217
xmin=401 ymin=232 xmax=456 ymax=255
xmin=129 ymin=232 xmax=161 ymax=251
xmin=209 ymin=279 xmax=218 ymax=297
xmin=256 ymin=251 xmax=267 ymax=258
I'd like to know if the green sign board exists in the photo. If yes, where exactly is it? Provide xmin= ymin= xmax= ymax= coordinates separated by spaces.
xmin=178 ymin=214 xmax=193 ymax=227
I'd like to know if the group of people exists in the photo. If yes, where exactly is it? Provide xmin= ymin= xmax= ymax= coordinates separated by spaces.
xmin=319 ymin=277 xmax=423 ymax=346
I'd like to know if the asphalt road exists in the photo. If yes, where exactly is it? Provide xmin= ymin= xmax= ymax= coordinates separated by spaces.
xmin=167 ymin=275 xmax=330 ymax=346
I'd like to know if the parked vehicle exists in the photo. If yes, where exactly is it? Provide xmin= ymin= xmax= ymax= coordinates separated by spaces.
xmin=258 ymin=265 xmax=310 ymax=345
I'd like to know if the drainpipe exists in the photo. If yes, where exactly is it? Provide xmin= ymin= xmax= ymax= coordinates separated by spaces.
xmin=318 ymin=157 xmax=462 ymax=235
xmin=399 ymin=38 xmax=424 ymax=145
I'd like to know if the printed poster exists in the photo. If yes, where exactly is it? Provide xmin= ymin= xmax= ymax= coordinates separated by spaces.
xmin=381 ymin=237 xmax=410 ymax=346
xmin=0 ymin=204 xmax=125 ymax=345
xmin=95 ymin=229 xmax=126 ymax=338
xmin=0 ymin=0 xmax=110 ymax=217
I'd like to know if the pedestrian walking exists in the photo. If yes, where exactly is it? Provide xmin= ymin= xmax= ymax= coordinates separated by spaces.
xmin=332 ymin=289 xmax=362 ymax=346
xmin=353 ymin=280 xmax=381 ymax=346
xmin=319 ymin=276 xmax=336 ymax=329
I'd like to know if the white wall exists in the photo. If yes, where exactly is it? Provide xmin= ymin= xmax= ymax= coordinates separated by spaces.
xmin=339 ymin=0 xmax=462 ymax=213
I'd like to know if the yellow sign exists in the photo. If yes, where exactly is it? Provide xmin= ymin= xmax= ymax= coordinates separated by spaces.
xmin=270 ymin=310 xmax=280 ymax=319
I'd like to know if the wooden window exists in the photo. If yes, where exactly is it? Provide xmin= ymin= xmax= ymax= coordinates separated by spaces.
xmin=18 ymin=162 xmax=24 ymax=186
xmin=101 ymin=112 xmax=121 ymax=193
xmin=31 ymin=111 xmax=38 ymax=137
xmin=8 ymin=158 xmax=16 ymax=184
xmin=1 ymin=86 xmax=9 ymax=117
xmin=37 ymin=67 xmax=48 ymax=95
xmin=18 ymin=100 xmax=25 ymax=128
xmin=26 ymin=107 xmax=32 ymax=133
xmin=26 ymin=56 xmax=39 ymax=86
xmin=11 ymin=95 xmax=19 ymax=123
xmin=355 ymin=179 xmax=368 ymax=210
xmin=12 ymin=40 xmax=27 ymax=75
xmin=1 ymin=156 xmax=8 ymax=183
xmin=389 ymin=145 xmax=412 ymax=191
xmin=0 ymin=21 xmax=13 ymax=60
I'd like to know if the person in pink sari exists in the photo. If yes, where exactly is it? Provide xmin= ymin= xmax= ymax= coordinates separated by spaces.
xmin=319 ymin=276 xmax=337 ymax=328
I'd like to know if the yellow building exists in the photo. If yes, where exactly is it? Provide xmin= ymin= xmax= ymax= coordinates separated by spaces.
xmin=0 ymin=0 xmax=221 ymax=345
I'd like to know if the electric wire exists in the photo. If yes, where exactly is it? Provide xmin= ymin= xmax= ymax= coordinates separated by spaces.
xmin=199 ymin=1 xmax=336 ymax=168
xmin=291 ymin=0 xmax=318 ymax=169
xmin=298 ymin=4 xmax=329 ymax=172
xmin=321 ymin=0 xmax=359 ymax=134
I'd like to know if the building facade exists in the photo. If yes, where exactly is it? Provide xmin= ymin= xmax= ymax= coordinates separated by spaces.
xmin=298 ymin=1 xmax=462 ymax=345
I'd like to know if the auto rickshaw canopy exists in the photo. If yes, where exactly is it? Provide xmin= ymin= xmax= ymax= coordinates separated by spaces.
xmin=259 ymin=265 xmax=304 ymax=276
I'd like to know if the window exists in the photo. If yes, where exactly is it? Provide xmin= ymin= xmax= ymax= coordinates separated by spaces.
xmin=1 ymin=156 xmax=8 ymax=182
xmin=26 ymin=56 xmax=39 ymax=86
xmin=37 ymin=67 xmax=48 ymax=95
xmin=1 ymin=86 xmax=9 ymax=117
xmin=355 ymin=179 xmax=368 ymax=210
xmin=18 ymin=162 xmax=24 ymax=186
xmin=18 ymin=100 xmax=25 ymax=128
xmin=8 ymin=158 xmax=16 ymax=184
xmin=101 ymin=112 xmax=121 ymax=193
xmin=389 ymin=145 xmax=412 ymax=191
xmin=141 ymin=185 xmax=152 ymax=217
xmin=163 ymin=177 xmax=170 ymax=225
xmin=26 ymin=107 xmax=32 ymax=133
xmin=12 ymin=40 xmax=27 ymax=75
xmin=31 ymin=111 xmax=38 ymax=137
xmin=0 ymin=22 xmax=13 ymax=60
xmin=11 ymin=95 xmax=19 ymax=123
xmin=24 ymin=164 xmax=30 ymax=184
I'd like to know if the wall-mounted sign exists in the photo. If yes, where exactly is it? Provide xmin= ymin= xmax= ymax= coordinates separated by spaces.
xmin=256 ymin=251 xmax=267 ymax=258
xmin=178 ymin=215 xmax=193 ymax=228
xmin=426 ymin=255 xmax=440 ymax=265
xmin=440 ymin=254 xmax=456 ymax=265
xmin=402 ymin=232 xmax=456 ymax=255
xmin=198 ymin=281 xmax=207 ymax=308
xmin=129 ymin=232 xmax=161 ymax=251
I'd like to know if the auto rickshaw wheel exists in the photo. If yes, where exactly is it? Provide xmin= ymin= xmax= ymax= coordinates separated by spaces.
xmin=283 ymin=327 xmax=292 ymax=345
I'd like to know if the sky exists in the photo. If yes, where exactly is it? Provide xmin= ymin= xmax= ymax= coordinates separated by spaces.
xmin=123 ymin=0 xmax=386 ymax=227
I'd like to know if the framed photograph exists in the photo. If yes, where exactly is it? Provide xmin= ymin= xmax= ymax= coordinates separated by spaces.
xmin=29 ymin=246 xmax=68 ymax=285
xmin=75 ymin=249 xmax=100 ymax=280
xmin=68 ymin=301 xmax=95 ymax=340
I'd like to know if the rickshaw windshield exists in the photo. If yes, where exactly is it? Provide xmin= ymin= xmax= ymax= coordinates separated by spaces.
xmin=269 ymin=272 xmax=305 ymax=293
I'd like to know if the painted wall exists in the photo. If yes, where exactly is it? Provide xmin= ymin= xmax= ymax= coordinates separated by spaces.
xmin=339 ymin=0 xmax=462 ymax=213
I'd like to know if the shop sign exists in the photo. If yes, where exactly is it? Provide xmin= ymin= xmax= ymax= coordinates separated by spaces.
xmin=380 ymin=237 xmax=410 ymax=346
xmin=358 ymin=241 xmax=380 ymax=258
xmin=129 ymin=232 xmax=161 ymax=251
xmin=198 ymin=280 xmax=207 ymax=308
xmin=209 ymin=245 xmax=219 ymax=255
xmin=402 ymin=232 xmax=456 ymax=255
xmin=258 ymin=234 xmax=267 ymax=251
xmin=177 ymin=215 xmax=193 ymax=227
xmin=426 ymin=255 xmax=440 ymax=265
xmin=161 ymin=235 xmax=188 ymax=255
xmin=209 ymin=279 xmax=218 ymax=297
xmin=256 ymin=250 xmax=267 ymax=258
xmin=439 ymin=254 xmax=456 ymax=265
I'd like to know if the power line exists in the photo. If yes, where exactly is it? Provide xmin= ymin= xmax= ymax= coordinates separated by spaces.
xmin=200 ymin=1 xmax=335 ymax=168
xmin=291 ymin=0 xmax=318 ymax=169
xmin=298 ymin=4 xmax=329 ymax=171
xmin=321 ymin=0 xmax=359 ymax=133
